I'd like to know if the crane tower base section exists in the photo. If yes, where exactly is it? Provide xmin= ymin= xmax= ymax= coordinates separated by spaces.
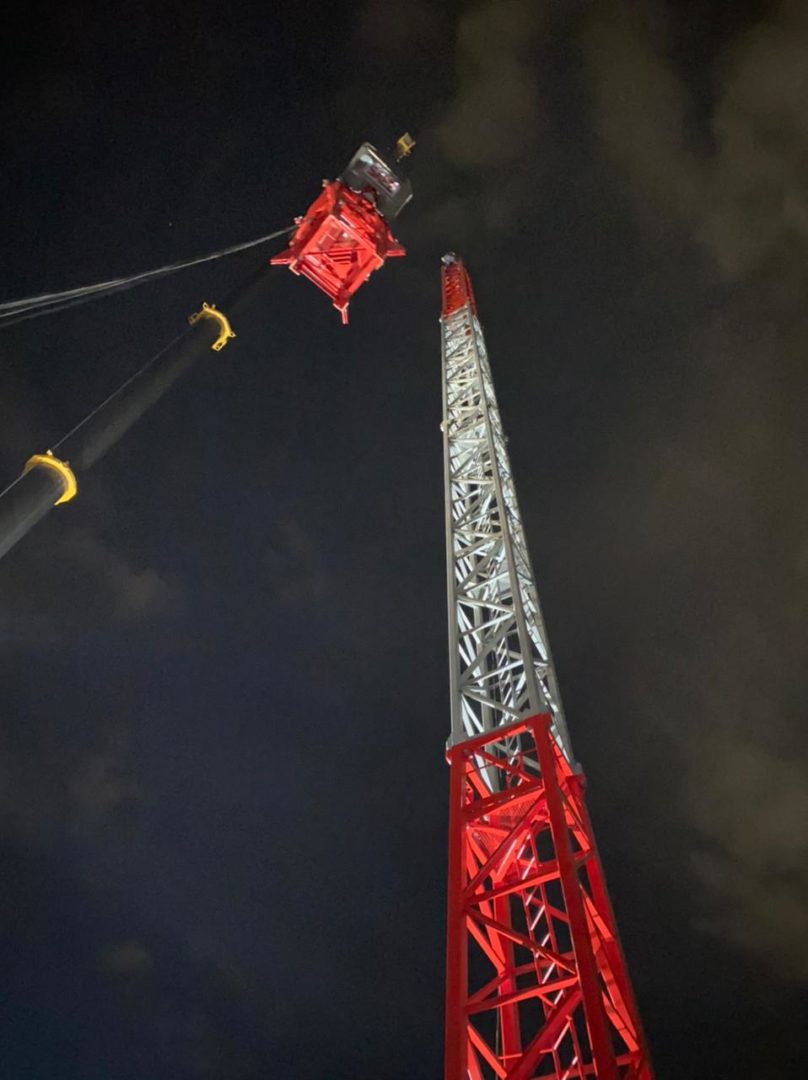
xmin=445 ymin=715 xmax=651 ymax=1080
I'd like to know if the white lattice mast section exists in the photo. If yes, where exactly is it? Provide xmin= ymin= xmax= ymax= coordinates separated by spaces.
xmin=440 ymin=253 xmax=572 ymax=765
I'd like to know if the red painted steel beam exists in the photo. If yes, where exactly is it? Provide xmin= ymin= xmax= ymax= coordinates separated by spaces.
xmin=441 ymin=254 xmax=477 ymax=317
xmin=444 ymin=715 xmax=653 ymax=1079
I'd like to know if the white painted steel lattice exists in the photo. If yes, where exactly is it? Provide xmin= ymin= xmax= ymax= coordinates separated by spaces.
xmin=440 ymin=253 xmax=572 ymax=764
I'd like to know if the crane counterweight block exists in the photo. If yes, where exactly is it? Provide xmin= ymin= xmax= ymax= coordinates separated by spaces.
xmin=271 ymin=139 xmax=412 ymax=324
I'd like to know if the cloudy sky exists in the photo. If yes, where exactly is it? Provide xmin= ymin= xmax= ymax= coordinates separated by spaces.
xmin=1 ymin=1 xmax=806 ymax=1076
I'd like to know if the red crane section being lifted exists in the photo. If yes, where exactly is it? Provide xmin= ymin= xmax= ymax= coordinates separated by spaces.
xmin=271 ymin=136 xmax=413 ymax=323
xmin=271 ymin=181 xmax=404 ymax=324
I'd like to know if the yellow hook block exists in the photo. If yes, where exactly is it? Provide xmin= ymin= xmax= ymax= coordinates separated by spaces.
xmin=188 ymin=302 xmax=236 ymax=352
xmin=396 ymin=132 xmax=416 ymax=159
xmin=24 ymin=451 xmax=78 ymax=505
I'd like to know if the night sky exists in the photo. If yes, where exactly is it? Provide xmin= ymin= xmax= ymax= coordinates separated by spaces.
xmin=1 ymin=2 xmax=807 ymax=1077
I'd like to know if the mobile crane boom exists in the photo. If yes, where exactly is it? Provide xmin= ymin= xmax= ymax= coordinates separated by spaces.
xmin=0 ymin=138 xmax=413 ymax=561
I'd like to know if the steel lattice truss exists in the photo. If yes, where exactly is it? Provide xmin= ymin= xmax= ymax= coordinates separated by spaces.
xmin=445 ymin=716 xmax=652 ymax=1080
xmin=440 ymin=255 xmax=652 ymax=1080
xmin=441 ymin=270 xmax=572 ymax=765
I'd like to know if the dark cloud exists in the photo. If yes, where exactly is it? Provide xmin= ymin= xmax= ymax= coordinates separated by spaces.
xmin=261 ymin=512 xmax=328 ymax=607
xmin=0 ymin=718 xmax=137 ymax=839
xmin=685 ymin=731 xmax=808 ymax=980
xmin=100 ymin=940 xmax=153 ymax=976
xmin=698 ymin=1 xmax=808 ymax=280
xmin=436 ymin=0 xmax=546 ymax=169
xmin=69 ymin=738 xmax=139 ymax=825
xmin=581 ymin=0 xmax=808 ymax=977
xmin=357 ymin=1 xmax=442 ymax=51
xmin=0 ymin=525 xmax=177 ymax=647
xmin=582 ymin=4 xmax=699 ymax=225
xmin=407 ymin=0 xmax=553 ymax=246
xmin=583 ymin=286 xmax=808 ymax=978
xmin=585 ymin=0 xmax=808 ymax=281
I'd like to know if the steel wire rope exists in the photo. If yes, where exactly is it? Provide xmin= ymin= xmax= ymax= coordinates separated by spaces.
xmin=49 ymin=255 xmax=281 ymax=455
xmin=0 ymin=222 xmax=298 ymax=328
xmin=50 ymin=325 xmax=192 ymax=452
xmin=0 ymin=470 xmax=27 ymax=502
xmin=0 ymin=255 xmax=287 ymax=516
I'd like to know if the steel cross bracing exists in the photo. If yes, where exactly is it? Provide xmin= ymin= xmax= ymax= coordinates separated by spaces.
xmin=441 ymin=263 xmax=572 ymax=769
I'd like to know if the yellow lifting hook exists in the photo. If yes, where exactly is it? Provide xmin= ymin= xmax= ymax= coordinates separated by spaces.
xmin=23 ymin=450 xmax=78 ymax=506
xmin=188 ymin=301 xmax=236 ymax=352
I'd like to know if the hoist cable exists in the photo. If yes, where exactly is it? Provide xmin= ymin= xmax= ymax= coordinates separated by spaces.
xmin=50 ymin=261 xmax=279 ymax=457
xmin=50 ymin=326 xmax=192 ymax=452
xmin=0 ymin=222 xmax=297 ymax=327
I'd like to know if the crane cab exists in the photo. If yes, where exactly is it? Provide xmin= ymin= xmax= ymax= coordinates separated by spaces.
xmin=271 ymin=136 xmax=414 ymax=324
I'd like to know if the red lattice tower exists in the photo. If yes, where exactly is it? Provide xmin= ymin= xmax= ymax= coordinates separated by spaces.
xmin=440 ymin=254 xmax=652 ymax=1079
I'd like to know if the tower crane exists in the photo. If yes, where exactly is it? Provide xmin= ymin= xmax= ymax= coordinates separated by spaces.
xmin=0 ymin=140 xmax=653 ymax=1079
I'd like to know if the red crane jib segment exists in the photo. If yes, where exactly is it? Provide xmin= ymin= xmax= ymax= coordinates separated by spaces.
xmin=441 ymin=256 xmax=477 ymax=318
xmin=271 ymin=180 xmax=405 ymax=324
